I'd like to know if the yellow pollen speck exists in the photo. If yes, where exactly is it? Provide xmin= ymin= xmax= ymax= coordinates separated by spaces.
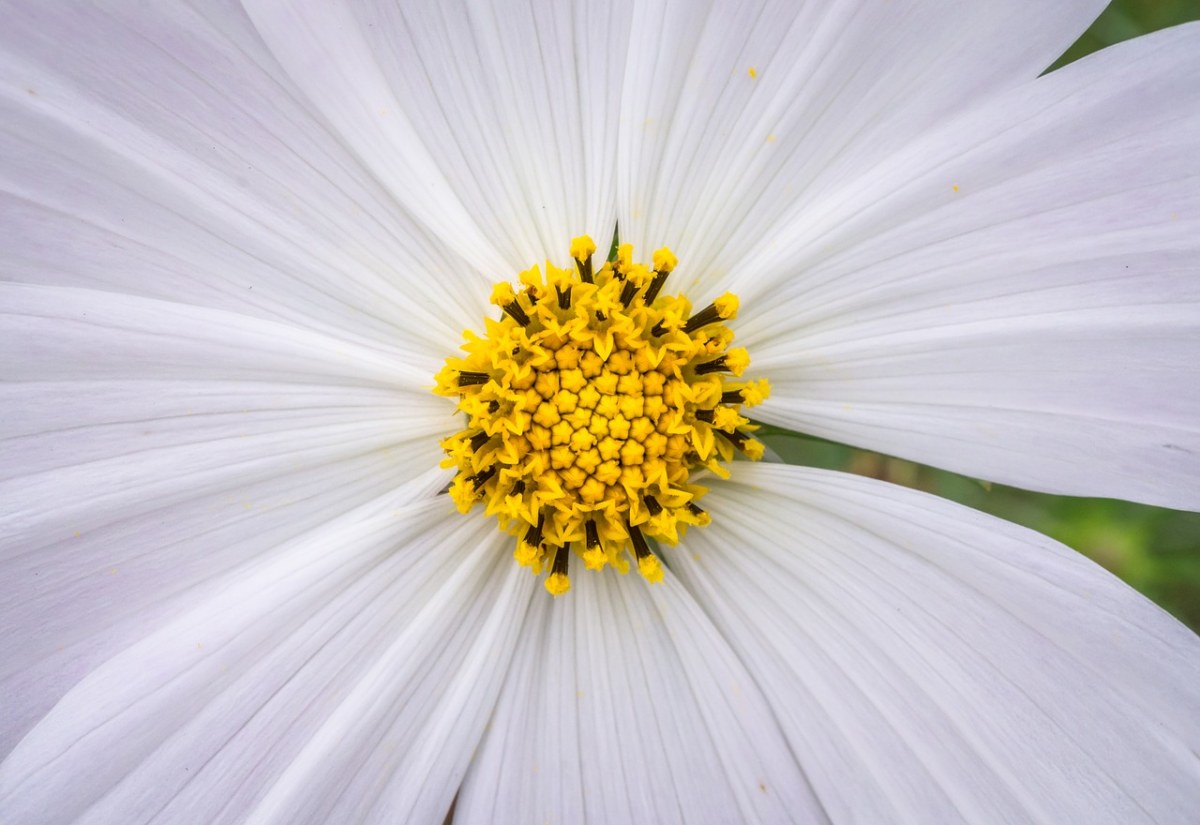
xmin=434 ymin=241 xmax=769 ymax=593
xmin=952 ymin=184 xmax=960 ymax=193
xmin=748 ymin=67 xmax=758 ymax=79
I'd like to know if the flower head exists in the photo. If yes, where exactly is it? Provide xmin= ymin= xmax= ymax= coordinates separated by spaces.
xmin=2 ymin=2 xmax=1199 ymax=823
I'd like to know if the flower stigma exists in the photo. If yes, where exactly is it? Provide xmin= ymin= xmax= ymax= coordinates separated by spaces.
xmin=434 ymin=237 xmax=770 ymax=596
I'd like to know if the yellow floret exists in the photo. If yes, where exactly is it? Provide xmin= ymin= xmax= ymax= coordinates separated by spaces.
xmin=434 ymin=240 xmax=767 ymax=595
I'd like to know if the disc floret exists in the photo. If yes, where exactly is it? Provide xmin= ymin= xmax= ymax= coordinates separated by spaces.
xmin=434 ymin=238 xmax=769 ymax=595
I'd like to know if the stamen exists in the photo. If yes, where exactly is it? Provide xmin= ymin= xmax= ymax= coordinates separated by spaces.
xmin=643 ymin=272 xmax=668 ymax=305
xmin=525 ymin=511 xmax=546 ymax=546
xmin=627 ymin=521 xmax=663 ymax=584
xmin=468 ymin=465 xmax=497 ymax=490
xmin=717 ymin=428 xmax=764 ymax=459
xmin=457 ymin=371 xmax=490 ymax=387
xmin=490 ymin=282 xmax=531 ymax=326
xmin=695 ymin=348 xmax=749 ymax=376
xmin=619 ymin=278 xmax=639 ymax=308
xmin=683 ymin=293 xmax=739 ymax=333
xmin=571 ymin=235 xmax=596 ymax=284
xmin=643 ymin=248 xmax=677 ymax=305
xmin=435 ymin=240 xmax=768 ymax=593
xmin=504 ymin=302 xmax=530 ymax=326
xmin=720 ymin=380 xmax=770 ymax=407
xmin=545 ymin=544 xmax=571 ymax=596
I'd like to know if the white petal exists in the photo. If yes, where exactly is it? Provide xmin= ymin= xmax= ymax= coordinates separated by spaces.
xmin=617 ymin=0 xmax=1104 ymax=295
xmin=243 ymin=0 xmax=626 ymax=271
xmin=739 ymin=24 xmax=1200 ymax=508
xmin=675 ymin=463 xmax=1200 ymax=823
xmin=456 ymin=565 xmax=826 ymax=824
xmin=0 ymin=495 xmax=532 ymax=825
xmin=0 ymin=285 xmax=448 ymax=753
xmin=0 ymin=0 xmax=484 ymax=352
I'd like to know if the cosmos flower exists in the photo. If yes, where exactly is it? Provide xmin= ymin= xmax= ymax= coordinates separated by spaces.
xmin=2 ymin=1 xmax=1199 ymax=822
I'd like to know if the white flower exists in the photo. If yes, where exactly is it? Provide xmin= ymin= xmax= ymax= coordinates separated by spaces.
xmin=2 ymin=1 xmax=1199 ymax=823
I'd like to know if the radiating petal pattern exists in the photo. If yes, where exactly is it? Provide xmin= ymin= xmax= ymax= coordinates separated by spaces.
xmin=0 ymin=497 xmax=531 ymax=825
xmin=617 ymin=0 xmax=1105 ymax=298
xmin=457 ymin=566 xmax=827 ymax=824
xmin=736 ymin=24 xmax=1200 ymax=508
xmin=1 ymin=3 xmax=1198 ymax=825
xmin=0 ymin=0 xmax=485 ymax=351
xmin=676 ymin=463 xmax=1200 ymax=823
xmin=244 ymin=0 xmax=627 ymax=272
xmin=0 ymin=284 xmax=444 ymax=755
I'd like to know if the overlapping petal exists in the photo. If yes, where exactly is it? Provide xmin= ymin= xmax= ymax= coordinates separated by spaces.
xmin=457 ymin=566 xmax=826 ymax=823
xmin=617 ymin=0 xmax=1106 ymax=297
xmin=0 ymin=2 xmax=1197 ymax=824
xmin=677 ymin=463 xmax=1200 ymax=823
xmin=0 ymin=0 xmax=485 ymax=352
xmin=0 ymin=284 xmax=445 ymax=755
xmin=243 ymin=0 xmax=627 ymax=272
xmin=737 ymin=24 xmax=1200 ymax=508
xmin=0 ymin=497 xmax=530 ymax=825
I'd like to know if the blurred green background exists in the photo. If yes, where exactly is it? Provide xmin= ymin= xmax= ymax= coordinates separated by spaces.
xmin=763 ymin=0 xmax=1200 ymax=631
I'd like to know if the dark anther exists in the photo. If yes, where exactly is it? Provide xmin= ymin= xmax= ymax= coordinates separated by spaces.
xmin=585 ymin=519 xmax=600 ymax=550
xmin=576 ymin=255 xmax=594 ymax=284
xmin=643 ymin=270 xmax=670 ymax=305
xmin=502 ymin=301 xmax=531 ymax=327
xmin=524 ymin=511 xmax=546 ymax=549
xmin=468 ymin=465 xmax=497 ymax=490
xmin=683 ymin=302 xmax=722 ymax=334
xmin=626 ymin=520 xmax=652 ymax=561
xmin=644 ymin=494 xmax=663 ymax=516
xmin=720 ymin=388 xmax=744 ymax=405
xmin=457 ymin=371 xmax=490 ymax=387
xmin=695 ymin=355 xmax=730 ymax=375
xmin=469 ymin=430 xmax=491 ymax=453
xmin=686 ymin=502 xmax=706 ymax=518
xmin=695 ymin=409 xmax=716 ymax=424
xmin=550 ymin=543 xmax=570 ymax=577
xmin=596 ymin=310 xmax=607 ymax=322
xmin=557 ymin=284 xmax=572 ymax=309
xmin=511 ymin=479 xmax=526 ymax=497
xmin=487 ymin=400 xmax=500 ymax=414
xmin=619 ymin=279 xmax=639 ymax=308
xmin=718 ymin=429 xmax=751 ymax=451
xmin=650 ymin=321 xmax=668 ymax=337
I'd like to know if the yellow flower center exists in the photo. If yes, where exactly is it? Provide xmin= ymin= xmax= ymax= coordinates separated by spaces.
xmin=434 ymin=237 xmax=770 ymax=596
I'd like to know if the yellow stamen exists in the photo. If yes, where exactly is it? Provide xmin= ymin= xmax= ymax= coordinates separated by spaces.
xmin=434 ymin=241 xmax=769 ymax=592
